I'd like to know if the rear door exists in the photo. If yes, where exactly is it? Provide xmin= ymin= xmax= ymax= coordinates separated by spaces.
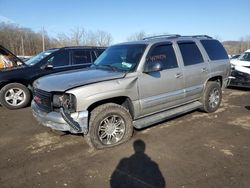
xmin=177 ymin=40 xmax=210 ymax=101
xmin=138 ymin=43 xmax=185 ymax=117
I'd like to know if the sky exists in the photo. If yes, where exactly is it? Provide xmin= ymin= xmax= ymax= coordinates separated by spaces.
xmin=0 ymin=0 xmax=250 ymax=43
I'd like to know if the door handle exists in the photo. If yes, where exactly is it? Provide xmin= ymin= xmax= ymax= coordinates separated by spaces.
xmin=175 ymin=73 xmax=183 ymax=78
xmin=201 ymin=68 xmax=208 ymax=73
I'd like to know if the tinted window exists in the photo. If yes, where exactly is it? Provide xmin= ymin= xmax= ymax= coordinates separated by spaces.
xmin=178 ymin=42 xmax=204 ymax=66
xmin=146 ymin=44 xmax=178 ymax=69
xmin=47 ymin=50 xmax=69 ymax=67
xmin=72 ymin=50 xmax=91 ymax=65
xmin=200 ymin=40 xmax=228 ymax=60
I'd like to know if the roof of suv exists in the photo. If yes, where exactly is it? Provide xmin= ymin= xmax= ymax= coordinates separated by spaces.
xmin=61 ymin=46 xmax=106 ymax=50
xmin=46 ymin=46 xmax=106 ymax=51
xmin=115 ymin=34 xmax=214 ymax=46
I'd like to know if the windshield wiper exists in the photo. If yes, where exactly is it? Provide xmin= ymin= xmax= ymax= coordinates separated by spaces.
xmin=93 ymin=64 xmax=119 ymax=71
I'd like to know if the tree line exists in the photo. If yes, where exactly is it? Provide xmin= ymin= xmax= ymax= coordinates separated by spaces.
xmin=0 ymin=22 xmax=113 ymax=56
xmin=0 ymin=22 xmax=249 ymax=56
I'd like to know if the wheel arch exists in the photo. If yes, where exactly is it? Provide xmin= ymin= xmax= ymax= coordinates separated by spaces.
xmin=87 ymin=96 xmax=135 ymax=119
xmin=205 ymin=75 xmax=222 ymax=87
xmin=0 ymin=80 xmax=30 ymax=90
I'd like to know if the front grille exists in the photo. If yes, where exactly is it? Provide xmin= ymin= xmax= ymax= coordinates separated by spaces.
xmin=231 ymin=70 xmax=250 ymax=80
xmin=34 ymin=89 xmax=52 ymax=112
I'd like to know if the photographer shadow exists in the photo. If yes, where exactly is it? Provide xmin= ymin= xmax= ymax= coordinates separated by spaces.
xmin=110 ymin=139 xmax=166 ymax=188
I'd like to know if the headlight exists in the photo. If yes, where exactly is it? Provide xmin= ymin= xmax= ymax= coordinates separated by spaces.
xmin=52 ymin=94 xmax=76 ymax=113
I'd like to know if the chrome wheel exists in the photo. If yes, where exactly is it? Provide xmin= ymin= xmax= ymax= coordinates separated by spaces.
xmin=4 ymin=88 xmax=26 ymax=106
xmin=208 ymin=88 xmax=220 ymax=109
xmin=98 ymin=115 xmax=126 ymax=145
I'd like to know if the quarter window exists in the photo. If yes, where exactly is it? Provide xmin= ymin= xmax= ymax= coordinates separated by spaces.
xmin=146 ymin=44 xmax=178 ymax=70
xmin=200 ymin=40 xmax=228 ymax=60
xmin=72 ymin=50 xmax=92 ymax=65
xmin=178 ymin=42 xmax=204 ymax=66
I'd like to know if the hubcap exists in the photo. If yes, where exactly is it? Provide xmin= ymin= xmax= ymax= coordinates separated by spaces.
xmin=208 ymin=88 xmax=220 ymax=109
xmin=4 ymin=88 xmax=26 ymax=106
xmin=98 ymin=115 xmax=125 ymax=145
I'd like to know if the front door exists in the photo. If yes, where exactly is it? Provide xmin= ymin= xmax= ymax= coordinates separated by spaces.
xmin=138 ymin=43 xmax=185 ymax=117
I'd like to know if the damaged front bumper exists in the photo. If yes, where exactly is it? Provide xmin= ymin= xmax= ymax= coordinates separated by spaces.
xmin=229 ymin=69 xmax=250 ymax=88
xmin=31 ymin=101 xmax=88 ymax=134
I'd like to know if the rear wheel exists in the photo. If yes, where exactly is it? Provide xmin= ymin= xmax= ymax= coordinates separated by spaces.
xmin=88 ymin=103 xmax=133 ymax=149
xmin=201 ymin=81 xmax=222 ymax=113
xmin=0 ymin=83 xmax=31 ymax=109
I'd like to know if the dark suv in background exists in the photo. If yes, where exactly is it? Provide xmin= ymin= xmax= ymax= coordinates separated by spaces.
xmin=0 ymin=46 xmax=106 ymax=109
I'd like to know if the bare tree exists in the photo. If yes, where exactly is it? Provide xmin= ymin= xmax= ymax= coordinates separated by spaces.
xmin=95 ymin=30 xmax=113 ymax=46
xmin=70 ymin=27 xmax=85 ymax=46
xmin=0 ymin=22 xmax=114 ymax=55
xmin=126 ymin=31 xmax=147 ymax=41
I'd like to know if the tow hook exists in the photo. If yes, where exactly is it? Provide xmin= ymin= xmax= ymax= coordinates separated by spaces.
xmin=60 ymin=108 xmax=88 ymax=134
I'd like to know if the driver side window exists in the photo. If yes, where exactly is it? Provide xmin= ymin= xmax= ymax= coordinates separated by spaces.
xmin=146 ymin=44 xmax=178 ymax=70
xmin=46 ymin=51 xmax=69 ymax=68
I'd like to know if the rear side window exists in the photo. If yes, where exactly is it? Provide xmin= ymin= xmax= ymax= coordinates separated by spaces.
xmin=146 ymin=44 xmax=178 ymax=70
xmin=178 ymin=42 xmax=204 ymax=66
xmin=72 ymin=50 xmax=92 ymax=65
xmin=200 ymin=40 xmax=228 ymax=60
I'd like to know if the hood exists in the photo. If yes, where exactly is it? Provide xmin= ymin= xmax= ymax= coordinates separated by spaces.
xmin=33 ymin=68 xmax=126 ymax=92
xmin=0 ymin=45 xmax=25 ymax=70
xmin=230 ymin=59 xmax=250 ymax=67
xmin=235 ymin=65 xmax=250 ymax=75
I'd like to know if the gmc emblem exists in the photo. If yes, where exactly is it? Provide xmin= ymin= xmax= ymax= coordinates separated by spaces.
xmin=34 ymin=96 xmax=42 ymax=104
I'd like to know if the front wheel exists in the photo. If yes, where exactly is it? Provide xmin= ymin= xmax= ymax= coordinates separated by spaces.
xmin=88 ymin=103 xmax=133 ymax=149
xmin=201 ymin=81 xmax=222 ymax=113
xmin=0 ymin=83 xmax=31 ymax=109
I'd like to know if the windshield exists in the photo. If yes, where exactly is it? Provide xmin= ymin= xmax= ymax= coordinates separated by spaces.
xmin=93 ymin=44 xmax=147 ymax=72
xmin=238 ymin=52 xmax=250 ymax=62
xmin=25 ymin=49 xmax=59 ymax=66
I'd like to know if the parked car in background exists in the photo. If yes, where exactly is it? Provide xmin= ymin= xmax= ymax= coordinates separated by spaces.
xmin=0 ymin=46 xmax=106 ymax=109
xmin=17 ymin=56 xmax=33 ymax=62
xmin=230 ymin=54 xmax=240 ymax=60
xmin=229 ymin=49 xmax=250 ymax=88
xmin=31 ymin=35 xmax=230 ymax=149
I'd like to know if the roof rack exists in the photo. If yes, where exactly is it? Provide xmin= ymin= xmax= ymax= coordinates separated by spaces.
xmin=143 ymin=34 xmax=181 ymax=40
xmin=142 ymin=34 xmax=213 ymax=40
xmin=63 ymin=46 xmax=106 ymax=48
xmin=182 ymin=35 xmax=213 ymax=39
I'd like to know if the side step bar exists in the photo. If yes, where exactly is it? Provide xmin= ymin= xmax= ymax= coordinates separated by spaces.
xmin=133 ymin=101 xmax=202 ymax=129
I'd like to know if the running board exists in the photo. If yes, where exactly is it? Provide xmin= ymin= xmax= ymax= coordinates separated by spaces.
xmin=133 ymin=101 xmax=202 ymax=129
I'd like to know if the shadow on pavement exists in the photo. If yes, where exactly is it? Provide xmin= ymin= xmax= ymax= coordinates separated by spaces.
xmin=110 ymin=139 xmax=165 ymax=188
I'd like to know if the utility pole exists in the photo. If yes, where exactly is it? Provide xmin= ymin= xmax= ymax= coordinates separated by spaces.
xmin=42 ymin=26 xmax=45 ymax=51
xmin=21 ymin=36 xmax=24 ymax=56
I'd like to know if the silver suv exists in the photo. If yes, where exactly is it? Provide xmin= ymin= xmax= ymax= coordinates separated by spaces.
xmin=32 ymin=35 xmax=230 ymax=149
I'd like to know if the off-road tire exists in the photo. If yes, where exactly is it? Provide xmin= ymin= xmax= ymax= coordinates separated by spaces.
xmin=0 ymin=83 xmax=31 ymax=110
xmin=87 ymin=103 xmax=133 ymax=149
xmin=201 ymin=81 xmax=222 ymax=113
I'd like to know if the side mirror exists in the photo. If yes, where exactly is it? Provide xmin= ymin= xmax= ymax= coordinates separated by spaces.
xmin=144 ymin=61 xmax=163 ymax=73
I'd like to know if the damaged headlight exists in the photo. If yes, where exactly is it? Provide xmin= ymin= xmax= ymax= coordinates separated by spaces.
xmin=52 ymin=93 xmax=76 ymax=113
